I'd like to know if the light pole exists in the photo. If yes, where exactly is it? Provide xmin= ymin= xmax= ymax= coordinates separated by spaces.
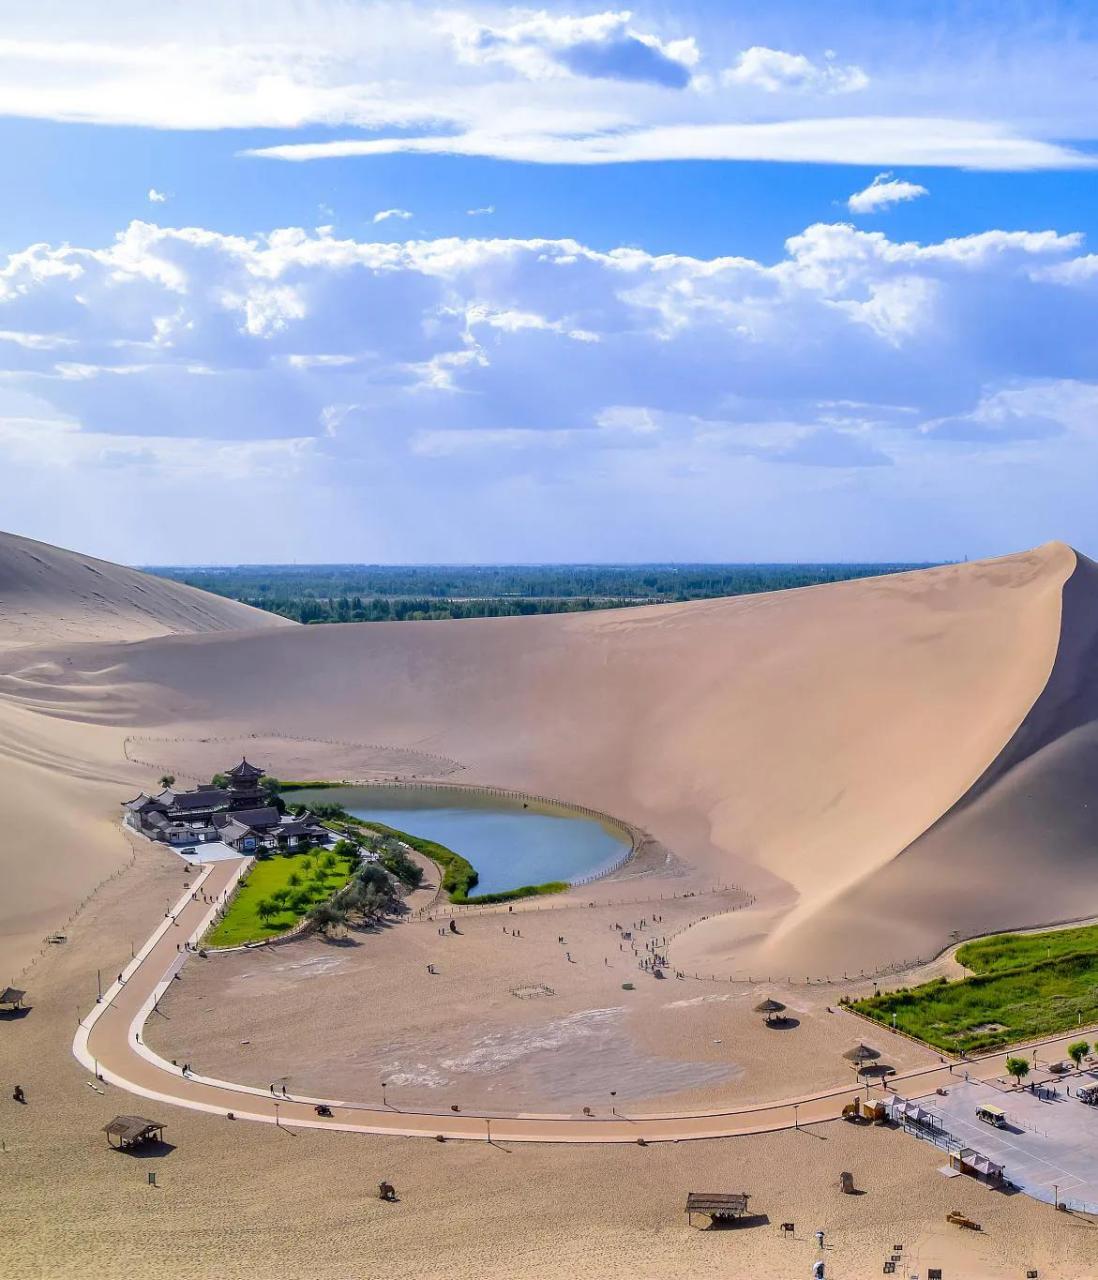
xmin=381 ymin=1080 xmax=389 ymax=1108
xmin=794 ymin=1102 xmax=800 ymax=1130
xmin=274 ymin=1100 xmax=281 ymax=1129
xmin=610 ymin=1090 xmax=617 ymax=1116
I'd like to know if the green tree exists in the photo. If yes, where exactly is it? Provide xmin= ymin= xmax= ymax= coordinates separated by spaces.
xmin=380 ymin=844 xmax=423 ymax=889
xmin=1005 ymin=1056 xmax=1030 ymax=1086
xmin=287 ymin=871 xmax=302 ymax=888
xmin=211 ymin=772 xmax=229 ymax=788
xmin=269 ymin=887 xmax=291 ymax=909
xmin=256 ymin=897 xmax=278 ymax=925
xmin=158 ymin=773 xmax=175 ymax=789
xmin=306 ymin=902 xmax=348 ymax=936
xmin=1068 ymin=1040 xmax=1090 ymax=1068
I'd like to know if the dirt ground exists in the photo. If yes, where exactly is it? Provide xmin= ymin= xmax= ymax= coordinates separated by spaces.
xmin=5 ymin=847 xmax=1098 ymax=1280
xmin=147 ymin=872 xmax=937 ymax=1114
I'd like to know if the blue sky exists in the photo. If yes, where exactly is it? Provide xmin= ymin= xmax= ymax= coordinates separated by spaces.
xmin=2 ymin=1 xmax=1098 ymax=563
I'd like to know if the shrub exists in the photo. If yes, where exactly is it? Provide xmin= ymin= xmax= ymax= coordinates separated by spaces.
xmin=311 ymin=801 xmax=347 ymax=819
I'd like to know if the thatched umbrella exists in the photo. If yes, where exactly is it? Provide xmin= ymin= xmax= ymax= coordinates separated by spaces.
xmin=754 ymin=997 xmax=787 ymax=1025
xmin=843 ymin=1044 xmax=881 ymax=1076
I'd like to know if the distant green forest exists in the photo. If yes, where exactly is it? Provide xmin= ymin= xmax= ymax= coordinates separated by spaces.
xmin=148 ymin=562 xmax=937 ymax=624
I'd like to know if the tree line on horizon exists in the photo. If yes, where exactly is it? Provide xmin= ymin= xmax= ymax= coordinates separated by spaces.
xmin=150 ymin=562 xmax=938 ymax=625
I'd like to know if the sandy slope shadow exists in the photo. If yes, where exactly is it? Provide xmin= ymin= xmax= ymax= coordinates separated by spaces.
xmin=775 ymin=549 xmax=1098 ymax=970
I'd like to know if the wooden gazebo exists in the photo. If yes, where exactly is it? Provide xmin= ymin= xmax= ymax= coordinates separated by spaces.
xmin=685 ymin=1192 xmax=750 ymax=1227
xmin=754 ymin=997 xmax=787 ymax=1025
xmin=103 ymin=1115 xmax=166 ymax=1150
xmin=844 ymin=1043 xmax=882 ymax=1077
xmin=0 ymin=987 xmax=26 ymax=1011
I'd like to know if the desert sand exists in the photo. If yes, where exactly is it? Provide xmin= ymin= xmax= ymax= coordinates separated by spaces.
xmin=5 ymin=530 xmax=1098 ymax=1277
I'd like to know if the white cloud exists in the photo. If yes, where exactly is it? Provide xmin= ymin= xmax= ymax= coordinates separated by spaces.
xmin=467 ymin=205 xmax=495 ymax=216
xmin=147 ymin=187 xmax=168 ymax=203
xmin=248 ymin=117 xmax=1091 ymax=171
xmin=3 ymin=213 xmax=1098 ymax=559
xmin=372 ymin=207 xmax=413 ymax=223
xmin=0 ymin=5 xmax=1093 ymax=174
xmin=444 ymin=11 xmax=699 ymax=89
xmin=723 ymin=46 xmax=867 ymax=94
xmin=848 ymin=172 xmax=929 ymax=214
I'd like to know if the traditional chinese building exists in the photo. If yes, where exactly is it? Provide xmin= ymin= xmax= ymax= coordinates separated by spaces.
xmin=123 ymin=759 xmax=330 ymax=853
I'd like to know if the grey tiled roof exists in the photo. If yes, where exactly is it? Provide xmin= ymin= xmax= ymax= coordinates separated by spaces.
xmin=224 ymin=805 xmax=280 ymax=830
xmin=162 ymin=788 xmax=230 ymax=813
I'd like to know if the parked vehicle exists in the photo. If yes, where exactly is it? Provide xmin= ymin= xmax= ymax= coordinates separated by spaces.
xmin=1076 ymin=1084 xmax=1098 ymax=1105
xmin=976 ymin=1104 xmax=1007 ymax=1128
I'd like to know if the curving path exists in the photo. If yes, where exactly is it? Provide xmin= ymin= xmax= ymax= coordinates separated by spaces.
xmin=73 ymin=859 xmax=1098 ymax=1144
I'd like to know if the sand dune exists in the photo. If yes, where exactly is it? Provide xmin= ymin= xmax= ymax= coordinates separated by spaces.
xmin=788 ymin=548 xmax=1098 ymax=970
xmin=5 ymin=534 xmax=1098 ymax=1280
xmin=0 ymin=529 xmax=292 ymax=647
xmin=2 ymin=535 xmax=1088 ymax=977
xmin=0 ymin=531 xmax=291 ymax=978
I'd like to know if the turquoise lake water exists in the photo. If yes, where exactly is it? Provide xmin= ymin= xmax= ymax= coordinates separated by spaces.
xmin=300 ymin=787 xmax=630 ymax=896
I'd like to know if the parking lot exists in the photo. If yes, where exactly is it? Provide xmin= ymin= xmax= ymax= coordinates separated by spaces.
xmin=917 ymin=1076 xmax=1098 ymax=1210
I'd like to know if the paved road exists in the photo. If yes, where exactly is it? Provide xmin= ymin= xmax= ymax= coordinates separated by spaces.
xmin=73 ymin=858 xmax=1098 ymax=1144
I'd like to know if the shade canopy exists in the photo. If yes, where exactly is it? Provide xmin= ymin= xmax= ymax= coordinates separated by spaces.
xmin=754 ymin=998 xmax=787 ymax=1015
xmin=103 ymin=1115 xmax=165 ymax=1145
xmin=843 ymin=1043 xmax=882 ymax=1063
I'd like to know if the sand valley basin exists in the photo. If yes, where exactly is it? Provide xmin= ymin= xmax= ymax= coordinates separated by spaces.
xmin=291 ymin=784 xmax=633 ymax=896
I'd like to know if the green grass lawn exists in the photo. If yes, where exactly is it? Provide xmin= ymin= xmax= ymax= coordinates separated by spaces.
xmin=204 ymin=847 xmax=358 ymax=947
xmin=957 ymin=923 xmax=1098 ymax=974
xmin=852 ymin=951 xmax=1098 ymax=1054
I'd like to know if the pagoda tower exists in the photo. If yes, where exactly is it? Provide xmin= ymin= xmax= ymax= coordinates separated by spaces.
xmin=225 ymin=758 xmax=266 ymax=809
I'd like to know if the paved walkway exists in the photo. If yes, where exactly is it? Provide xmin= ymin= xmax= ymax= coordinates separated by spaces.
xmin=72 ymin=859 xmax=1098 ymax=1144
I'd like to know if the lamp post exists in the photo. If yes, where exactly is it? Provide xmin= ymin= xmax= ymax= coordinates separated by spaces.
xmin=274 ymin=1100 xmax=281 ymax=1129
xmin=610 ymin=1090 xmax=617 ymax=1116
xmin=794 ymin=1102 xmax=800 ymax=1130
xmin=381 ymin=1080 xmax=389 ymax=1108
